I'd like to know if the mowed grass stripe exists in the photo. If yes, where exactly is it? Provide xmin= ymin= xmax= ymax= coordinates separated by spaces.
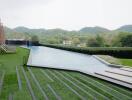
xmin=0 ymin=71 xmax=5 ymax=95
xmin=63 ymin=72 xmax=119 ymax=99
xmin=17 ymin=67 xmax=32 ymax=100
xmin=25 ymin=70 xmax=43 ymax=99
xmin=107 ymin=83 xmax=132 ymax=97
xmin=28 ymin=68 xmax=49 ymax=100
xmin=44 ymin=69 xmax=80 ymax=100
xmin=40 ymin=70 xmax=54 ymax=82
xmin=29 ymin=68 xmax=58 ymax=99
xmin=54 ymin=71 xmax=94 ymax=98
xmin=8 ymin=93 xmax=13 ymax=100
xmin=62 ymin=72 xmax=110 ymax=100
xmin=98 ymin=79 xmax=132 ymax=98
xmin=31 ymin=68 xmax=52 ymax=84
xmin=79 ymin=73 xmax=132 ymax=100
xmin=16 ymin=66 xmax=22 ymax=90
xmin=55 ymin=71 xmax=108 ymax=100
xmin=47 ymin=84 xmax=62 ymax=100
xmin=21 ymin=67 xmax=36 ymax=100
xmin=48 ymin=70 xmax=86 ymax=100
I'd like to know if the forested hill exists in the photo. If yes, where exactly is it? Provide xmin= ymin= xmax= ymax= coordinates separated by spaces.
xmin=4 ymin=25 xmax=132 ymax=36
xmin=3 ymin=25 xmax=132 ymax=47
xmin=79 ymin=26 xmax=111 ymax=34
xmin=115 ymin=25 xmax=132 ymax=33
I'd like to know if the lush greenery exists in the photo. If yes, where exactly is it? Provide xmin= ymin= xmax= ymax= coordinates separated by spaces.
xmin=5 ymin=25 xmax=132 ymax=47
xmin=119 ymin=59 xmax=132 ymax=67
xmin=40 ymin=44 xmax=132 ymax=58
xmin=98 ymin=55 xmax=132 ymax=67
xmin=0 ymin=47 xmax=29 ymax=99
xmin=98 ymin=55 xmax=122 ymax=65
xmin=0 ymin=47 xmax=132 ymax=99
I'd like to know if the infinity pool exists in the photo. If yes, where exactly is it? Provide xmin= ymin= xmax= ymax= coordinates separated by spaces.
xmin=27 ymin=46 xmax=132 ymax=89
xmin=27 ymin=46 xmax=112 ymax=74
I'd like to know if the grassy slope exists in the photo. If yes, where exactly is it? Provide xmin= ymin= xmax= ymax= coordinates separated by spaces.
xmin=0 ymin=47 xmax=30 ymax=99
xmin=98 ymin=55 xmax=132 ymax=67
xmin=119 ymin=59 xmax=132 ymax=67
xmin=0 ymin=47 xmax=132 ymax=100
xmin=98 ymin=55 xmax=121 ymax=65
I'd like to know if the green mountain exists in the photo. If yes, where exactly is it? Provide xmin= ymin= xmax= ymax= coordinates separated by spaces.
xmin=14 ymin=27 xmax=46 ymax=34
xmin=4 ymin=26 xmax=14 ymax=34
xmin=12 ymin=26 xmax=111 ymax=35
xmin=13 ymin=26 xmax=112 ymax=35
xmin=4 ymin=27 xmax=28 ymax=39
xmin=4 ymin=25 xmax=132 ymax=36
xmin=13 ymin=27 xmax=71 ymax=36
xmin=79 ymin=26 xmax=111 ymax=34
xmin=115 ymin=25 xmax=132 ymax=33
xmin=14 ymin=27 xmax=31 ymax=33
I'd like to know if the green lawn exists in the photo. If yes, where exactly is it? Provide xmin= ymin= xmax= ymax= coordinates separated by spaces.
xmin=98 ymin=55 xmax=132 ymax=67
xmin=119 ymin=59 xmax=132 ymax=67
xmin=0 ymin=47 xmax=30 ymax=99
xmin=0 ymin=47 xmax=132 ymax=100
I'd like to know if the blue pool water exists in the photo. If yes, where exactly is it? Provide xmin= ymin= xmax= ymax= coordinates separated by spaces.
xmin=27 ymin=46 xmax=112 ymax=74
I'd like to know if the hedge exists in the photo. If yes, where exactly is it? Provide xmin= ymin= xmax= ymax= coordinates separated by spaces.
xmin=39 ymin=44 xmax=132 ymax=58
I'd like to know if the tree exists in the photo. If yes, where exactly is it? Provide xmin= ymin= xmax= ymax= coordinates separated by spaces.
xmin=112 ymin=32 xmax=132 ymax=47
xmin=120 ymin=34 xmax=132 ymax=47
xmin=31 ymin=35 xmax=39 ymax=42
xmin=96 ymin=35 xmax=105 ymax=46
xmin=86 ymin=35 xmax=105 ymax=47
xmin=72 ymin=37 xmax=80 ymax=46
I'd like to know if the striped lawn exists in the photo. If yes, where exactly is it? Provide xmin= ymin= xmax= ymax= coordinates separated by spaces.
xmin=1 ymin=66 xmax=132 ymax=100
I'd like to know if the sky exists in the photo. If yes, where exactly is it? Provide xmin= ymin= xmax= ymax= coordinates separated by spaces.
xmin=0 ymin=0 xmax=132 ymax=30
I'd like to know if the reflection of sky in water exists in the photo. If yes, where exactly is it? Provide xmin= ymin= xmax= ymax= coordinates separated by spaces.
xmin=27 ymin=46 xmax=132 ymax=87
xmin=28 ymin=46 xmax=114 ymax=74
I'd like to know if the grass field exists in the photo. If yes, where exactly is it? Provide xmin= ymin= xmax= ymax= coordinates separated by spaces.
xmin=0 ymin=47 xmax=132 ymax=100
xmin=119 ymin=59 xmax=132 ymax=67
xmin=98 ymin=55 xmax=132 ymax=67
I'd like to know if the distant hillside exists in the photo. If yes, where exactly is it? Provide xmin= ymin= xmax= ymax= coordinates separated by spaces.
xmin=13 ymin=26 xmax=111 ymax=35
xmin=14 ymin=27 xmax=47 ymax=34
xmin=115 ymin=25 xmax=132 ymax=33
xmin=13 ymin=27 xmax=70 ymax=35
xmin=14 ymin=27 xmax=31 ymax=33
xmin=4 ymin=27 xmax=28 ymax=39
xmin=4 ymin=25 xmax=132 ymax=36
xmin=79 ymin=26 xmax=111 ymax=34
xmin=4 ymin=26 xmax=15 ymax=34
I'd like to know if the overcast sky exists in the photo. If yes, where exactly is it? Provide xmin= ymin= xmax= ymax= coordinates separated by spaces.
xmin=0 ymin=0 xmax=132 ymax=30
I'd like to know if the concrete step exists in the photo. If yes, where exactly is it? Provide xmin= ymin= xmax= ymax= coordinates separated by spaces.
xmin=120 ymin=67 xmax=132 ymax=72
xmin=95 ymin=72 xmax=132 ymax=85
xmin=105 ymin=68 xmax=132 ymax=77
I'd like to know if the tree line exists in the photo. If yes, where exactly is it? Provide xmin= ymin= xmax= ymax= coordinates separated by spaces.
xmin=38 ymin=32 xmax=132 ymax=47
xmin=6 ymin=31 xmax=132 ymax=47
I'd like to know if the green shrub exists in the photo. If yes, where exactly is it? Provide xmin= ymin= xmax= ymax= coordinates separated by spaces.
xmin=40 ymin=43 xmax=132 ymax=58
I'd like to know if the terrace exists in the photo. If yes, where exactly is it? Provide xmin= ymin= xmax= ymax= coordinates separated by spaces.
xmin=0 ymin=47 xmax=132 ymax=99
xmin=27 ymin=46 xmax=132 ymax=89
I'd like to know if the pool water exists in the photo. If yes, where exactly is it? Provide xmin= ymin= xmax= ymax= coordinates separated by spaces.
xmin=27 ymin=46 xmax=112 ymax=74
